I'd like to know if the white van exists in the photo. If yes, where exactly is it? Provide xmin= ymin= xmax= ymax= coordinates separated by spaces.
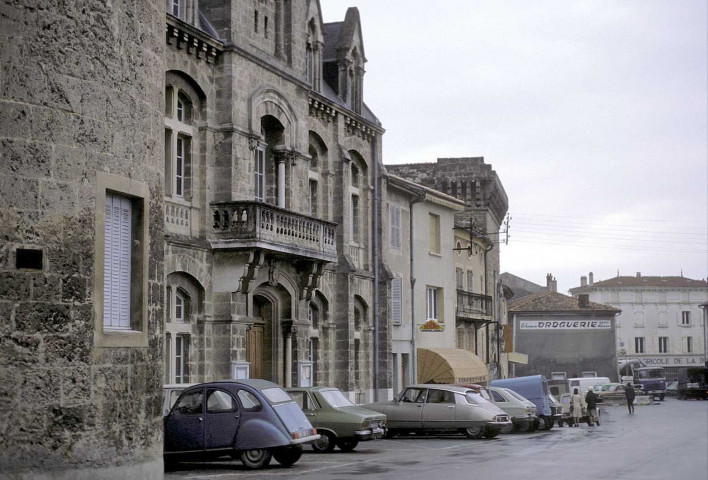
xmin=568 ymin=377 xmax=610 ymax=395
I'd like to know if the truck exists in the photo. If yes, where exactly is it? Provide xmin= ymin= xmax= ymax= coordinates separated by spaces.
xmin=491 ymin=375 xmax=562 ymax=431
xmin=619 ymin=361 xmax=666 ymax=400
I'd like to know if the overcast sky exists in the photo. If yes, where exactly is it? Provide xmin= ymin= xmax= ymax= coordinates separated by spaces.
xmin=323 ymin=0 xmax=708 ymax=293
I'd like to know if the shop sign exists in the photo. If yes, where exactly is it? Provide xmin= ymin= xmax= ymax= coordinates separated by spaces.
xmin=519 ymin=319 xmax=611 ymax=330
xmin=625 ymin=355 xmax=705 ymax=366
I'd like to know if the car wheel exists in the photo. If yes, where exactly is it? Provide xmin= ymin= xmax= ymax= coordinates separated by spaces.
xmin=500 ymin=422 xmax=513 ymax=435
xmin=483 ymin=426 xmax=500 ymax=439
xmin=659 ymin=394 xmax=665 ymax=401
xmin=535 ymin=416 xmax=547 ymax=431
xmin=545 ymin=418 xmax=554 ymax=430
xmin=462 ymin=426 xmax=484 ymax=439
xmin=273 ymin=444 xmax=302 ymax=467
xmin=336 ymin=439 xmax=359 ymax=452
xmin=311 ymin=431 xmax=336 ymax=453
xmin=239 ymin=449 xmax=272 ymax=470
xmin=517 ymin=421 xmax=531 ymax=433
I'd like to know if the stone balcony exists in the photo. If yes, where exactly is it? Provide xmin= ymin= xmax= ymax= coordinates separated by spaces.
xmin=456 ymin=290 xmax=493 ymax=320
xmin=210 ymin=201 xmax=337 ymax=263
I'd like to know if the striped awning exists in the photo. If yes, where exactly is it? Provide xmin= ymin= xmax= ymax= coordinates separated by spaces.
xmin=417 ymin=348 xmax=489 ymax=385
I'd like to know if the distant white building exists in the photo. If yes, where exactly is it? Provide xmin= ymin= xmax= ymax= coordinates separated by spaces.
xmin=569 ymin=273 xmax=708 ymax=380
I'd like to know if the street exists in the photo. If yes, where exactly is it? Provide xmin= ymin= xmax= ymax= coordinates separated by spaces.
xmin=165 ymin=397 xmax=708 ymax=480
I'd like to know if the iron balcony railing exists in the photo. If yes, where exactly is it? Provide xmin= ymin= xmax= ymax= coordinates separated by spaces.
xmin=210 ymin=201 xmax=337 ymax=261
xmin=456 ymin=289 xmax=492 ymax=317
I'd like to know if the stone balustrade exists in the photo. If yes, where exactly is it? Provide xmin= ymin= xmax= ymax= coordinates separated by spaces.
xmin=165 ymin=200 xmax=193 ymax=236
xmin=210 ymin=201 xmax=337 ymax=261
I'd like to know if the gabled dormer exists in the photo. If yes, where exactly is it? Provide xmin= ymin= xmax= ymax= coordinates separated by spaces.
xmin=323 ymin=7 xmax=366 ymax=114
xmin=305 ymin=0 xmax=325 ymax=92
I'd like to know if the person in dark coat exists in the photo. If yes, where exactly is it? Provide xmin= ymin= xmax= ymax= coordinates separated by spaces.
xmin=625 ymin=383 xmax=636 ymax=414
xmin=585 ymin=386 xmax=600 ymax=425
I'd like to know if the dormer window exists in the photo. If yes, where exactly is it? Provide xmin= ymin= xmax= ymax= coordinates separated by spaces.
xmin=171 ymin=0 xmax=180 ymax=17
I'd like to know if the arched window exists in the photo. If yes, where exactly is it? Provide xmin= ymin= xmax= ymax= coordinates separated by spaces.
xmin=351 ymin=163 xmax=360 ymax=188
xmin=308 ymin=303 xmax=319 ymax=329
xmin=175 ymin=291 xmax=185 ymax=323
xmin=164 ymin=78 xmax=199 ymax=202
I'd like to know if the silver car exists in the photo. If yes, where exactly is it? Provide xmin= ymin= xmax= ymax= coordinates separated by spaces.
xmin=488 ymin=386 xmax=538 ymax=433
xmin=364 ymin=384 xmax=511 ymax=439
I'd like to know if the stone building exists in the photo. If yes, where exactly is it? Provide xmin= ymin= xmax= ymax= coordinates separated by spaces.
xmin=161 ymin=0 xmax=388 ymax=402
xmin=570 ymin=273 xmax=708 ymax=380
xmin=1 ymin=1 xmax=165 ymax=478
xmin=386 ymin=157 xmax=510 ymax=379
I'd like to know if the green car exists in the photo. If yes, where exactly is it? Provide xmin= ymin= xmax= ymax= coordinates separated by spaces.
xmin=287 ymin=387 xmax=386 ymax=453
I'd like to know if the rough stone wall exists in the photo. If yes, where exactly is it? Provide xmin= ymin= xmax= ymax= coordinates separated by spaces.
xmin=0 ymin=1 xmax=165 ymax=478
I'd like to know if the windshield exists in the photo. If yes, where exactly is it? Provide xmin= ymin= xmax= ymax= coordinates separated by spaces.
xmin=321 ymin=389 xmax=356 ymax=407
xmin=464 ymin=391 xmax=489 ymax=405
xmin=638 ymin=369 xmax=664 ymax=379
xmin=504 ymin=388 xmax=529 ymax=403
xmin=261 ymin=387 xmax=293 ymax=404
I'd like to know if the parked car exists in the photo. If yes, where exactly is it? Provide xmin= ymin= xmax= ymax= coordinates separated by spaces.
xmin=488 ymin=386 xmax=538 ymax=433
xmin=677 ymin=367 xmax=708 ymax=400
xmin=597 ymin=383 xmax=629 ymax=403
xmin=363 ymin=384 xmax=511 ymax=439
xmin=456 ymin=383 xmax=515 ymax=434
xmin=164 ymin=379 xmax=319 ymax=469
xmin=286 ymin=386 xmax=386 ymax=452
xmin=665 ymin=381 xmax=679 ymax=397
xmin=162 ymin=383 xmax=197 ymax=416
xmin=491 ymin=375 xmax=561 ymax=430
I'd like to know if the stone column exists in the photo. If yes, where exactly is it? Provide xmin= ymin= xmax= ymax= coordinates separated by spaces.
xmin=282 ymin=320 xmax=294 ymax=387
xmin=277 ymin=157 xmax=286 ymax=208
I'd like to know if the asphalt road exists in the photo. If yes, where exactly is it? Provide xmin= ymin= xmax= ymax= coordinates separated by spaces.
xmin=165 ymin=397 xmax=708 ymax=480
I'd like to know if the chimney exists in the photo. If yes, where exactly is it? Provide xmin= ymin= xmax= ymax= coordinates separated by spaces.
xmin=552 ymin=277 xmax=557 ymax=293
xmin=581 ymin=276 xmax=587 ymax=287
xmin=589 ymin=272 xmax=594 ymax=285
xmin=578 ymin=294 xmax=589 ymax=308
xmin=546 ymin=273 xmax=553 ymax=289
xmin=636 ymin=272 xmax=641 ymax=278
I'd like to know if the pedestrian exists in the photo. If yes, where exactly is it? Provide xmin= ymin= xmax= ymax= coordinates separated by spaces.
xmin=585 ymin=386 xmax=599 ymax=425
xmin=570 ymin=387 xmax=586 ymax=427
xmin=625 ymin=383 xmax=636 ymax=414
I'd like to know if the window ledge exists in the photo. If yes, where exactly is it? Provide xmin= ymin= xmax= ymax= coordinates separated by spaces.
xmin=428 ymin=251 xmax=442 ymax=257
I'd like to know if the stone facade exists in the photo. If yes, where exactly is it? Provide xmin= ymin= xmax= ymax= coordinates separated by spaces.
xmin=1 ymin=0 xmax=165 ymax=478
xmin=161 ymin=0 xmax=388 ymax=403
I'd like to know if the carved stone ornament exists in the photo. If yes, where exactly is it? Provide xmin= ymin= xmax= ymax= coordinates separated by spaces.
xmin=239 ymin=250 xmax=264 ymax=294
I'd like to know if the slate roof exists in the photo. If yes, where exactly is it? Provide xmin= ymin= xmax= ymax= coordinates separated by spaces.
xmin=322 ymin=22 xmax=343 ymax=61
xmin=509 ymin=291 xmax=620 ymax=314
xmin=569 ymin=276 xmax=708 ymax=294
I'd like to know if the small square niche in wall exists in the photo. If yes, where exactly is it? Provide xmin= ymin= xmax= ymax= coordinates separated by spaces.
xmin=15 ymin=248 xmax=43 ymax=270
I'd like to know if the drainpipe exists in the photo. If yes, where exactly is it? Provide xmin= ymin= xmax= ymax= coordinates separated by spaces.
xmin=409 ymin=192 xmax=425 ymax=385
xmin=512 ymin=313 xmax=517 ymax=377
xmin=373 ymin=136 xmax=380 ymax=401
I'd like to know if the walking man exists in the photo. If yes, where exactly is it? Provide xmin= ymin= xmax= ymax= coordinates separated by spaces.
xmin=625 ymin=383 xmax=636 ymax=414
xmin=585 ymin=386 xmax=599 ymax=425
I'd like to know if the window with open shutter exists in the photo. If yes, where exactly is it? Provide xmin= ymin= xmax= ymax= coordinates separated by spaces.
xmin=104 ymin=193 xmax=132 ymax=329
xmin=391 ymin=277 xmax=402 ymax=325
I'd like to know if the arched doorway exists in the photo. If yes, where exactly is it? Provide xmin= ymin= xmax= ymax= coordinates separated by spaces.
xmin=249 ymin=284 xmax=292 ymax=384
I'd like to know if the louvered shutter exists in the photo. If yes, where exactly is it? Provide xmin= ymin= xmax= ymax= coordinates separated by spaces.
xmin=104 ymin=193 xmax=132 ymax=329
xmin=391 ymin=277 xmax=402 ymax=325
xmin=390 ymin=204 xmax=401 ymax=250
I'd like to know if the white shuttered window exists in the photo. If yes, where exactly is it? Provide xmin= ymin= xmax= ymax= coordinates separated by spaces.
xmin=391 ymin=277 xmax=402 ymax=325
xmin=104 ymin=193 xmax=132 ymax=329
xmin=390 ymin=204 xmax=401 ymax=250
